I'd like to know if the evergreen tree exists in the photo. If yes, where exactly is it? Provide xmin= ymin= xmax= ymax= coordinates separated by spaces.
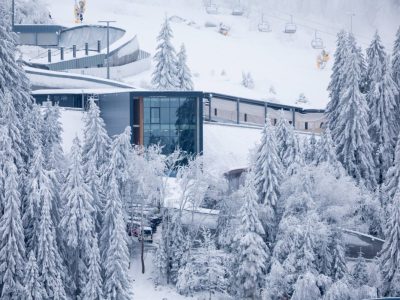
xmin=323 ymin=278 xmax=352 ymax=300
xmin=151 ymin=17 xmax=179 ymax=90
xmin=315 ymin=128 xmax=343 ymax=177
xmin=176 ymin=44 xmax=194 ymax=91
xmin=233 ymin=172 xmax=269 ymax=299
xmin=101 ymin=173 xmax=131 ymax=300
xmin=253 ymin=118 xmax=283 ymax=244
xmin=291 ymin=272 xmax=321 ymax=300
xmin=326 ymin=30 xmax=348 ymax=131
xmin=380 ymin=186 xmax=400 ymax=296
xmin=383 ymin=133 xmax=400 ymax=206
xmin=154 ymin=232 xmax=169 ymax=285
xmin=330 ymin=230 xmax=347 ymax=281
xmin=23 ymin=251 xmax=46 ymax=300
xmin=169 ymin=212 xmax=185 ymax=285
xmin=36 ymin=176 xmax=66 ymax=298
xmin=304 ymin=133 xmax=318 ymax=164
xmin=393 ymin=26 xmax=400 ymax=95
xmin=283 ymin=133 xmax=303 ymax=176
xmin=0 ymin=157 xmax=26 ymax=299
xmin=82 ymin=234 xmax=104 ymax=300
xmin=60 ymin=137 xmax=95 ymax=297
xmin=333 ymin=34 xmax=376 ymax=190
xmin=367 ymin=34 xmax=398 ymax=184
xmin=82 ymin=97 xmax=110 ymax=231
xmin=351 ymin=250 xmax=369 ymax=288
xmin=366 ymin=31 xmax=387 ymax=93
xmin=275 ymin=110 xmax=292 ymax=163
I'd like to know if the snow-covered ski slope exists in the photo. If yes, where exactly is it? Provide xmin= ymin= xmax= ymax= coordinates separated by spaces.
xmin=46 ymin=0 xmax=400 ymax=109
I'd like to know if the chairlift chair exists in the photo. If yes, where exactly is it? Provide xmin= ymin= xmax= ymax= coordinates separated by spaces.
xmin=284 ymin=15 xmax=297 ymax=34
xmin=232 ymin=0 xmax=244 ymax=16
xmin=206 ymin=3 xmax=218 ymax=14
xmin=311 ymin=31 xmax=324 ymax=49
xmin=258 ymin=14 xmax=271 ymax=32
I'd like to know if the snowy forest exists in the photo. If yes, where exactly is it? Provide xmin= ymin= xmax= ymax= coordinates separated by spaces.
xmin=2 ymin=0 xmax=400 ymax=299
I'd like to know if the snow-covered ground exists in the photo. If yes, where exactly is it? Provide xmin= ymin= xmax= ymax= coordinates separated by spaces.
xmin=44 ymin=0 xmax=400 ymax=109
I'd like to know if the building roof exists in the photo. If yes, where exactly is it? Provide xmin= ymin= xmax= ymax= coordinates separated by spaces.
xmin=13 ymin=24 xmax=65 ymax=33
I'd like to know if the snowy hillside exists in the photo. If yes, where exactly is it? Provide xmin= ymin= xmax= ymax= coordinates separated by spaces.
xmin=45 ymin=0 xmax=400 ymax=109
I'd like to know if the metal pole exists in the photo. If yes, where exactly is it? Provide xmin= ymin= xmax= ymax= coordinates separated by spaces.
xmin=99 ymin=20 xmax=116 ymax=79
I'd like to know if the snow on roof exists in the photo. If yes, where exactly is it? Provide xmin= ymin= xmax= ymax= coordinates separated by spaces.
xmin=31 ymin=88 xmax=138 ymax=95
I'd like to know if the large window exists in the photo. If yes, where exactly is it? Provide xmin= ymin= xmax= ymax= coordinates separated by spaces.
xmin=143 ymin=96 xmax=198 ymax=155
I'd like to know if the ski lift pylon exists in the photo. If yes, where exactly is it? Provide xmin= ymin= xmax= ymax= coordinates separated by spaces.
xmin=284 ymin=14 xmax=297 ymax=34
xmin=311 ymin=30 xmax=324 ymax=49
xmin=258 ymin=14 xmax=271 ymax=32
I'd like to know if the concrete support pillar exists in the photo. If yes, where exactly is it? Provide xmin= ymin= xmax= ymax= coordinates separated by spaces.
xmin=97 ymin=40 xmax=101 ymax=53
xmin=60 ymin=47 xmax=64 ymax=60
xmin=73 ymin=45 xmax=77 ymax=58
xmin=236 ymin=98 xmax=240 ymax=124
xmin=291 ymin=108 xmax=296 ymax=128
xmin=85 ymin=43 xmax=89 ymax=55
xmin=47 ymin=49 xmax=51 ymax=63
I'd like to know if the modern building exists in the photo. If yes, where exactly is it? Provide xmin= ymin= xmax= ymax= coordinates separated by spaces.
xmin=31 ymin=88 xmax=326 ymax=157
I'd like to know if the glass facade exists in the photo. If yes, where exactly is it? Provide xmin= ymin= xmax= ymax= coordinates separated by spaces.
xmin=143 ymin=96 xmax=198 ymax=155
xmin=32 ymin=94 xmax=84 ymax=108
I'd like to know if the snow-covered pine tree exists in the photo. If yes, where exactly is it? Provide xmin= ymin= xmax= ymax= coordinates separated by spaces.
xmin=169 ymin=211 xmax=185 ymax=285
xmin=330 ymin=229 xmax=347 ymax=281
xmin=366 ymin=31 xmax=387 ymax=93
xmin=82 ymin=234 xmax=103 ymax=300
xmin=333 ymin=34 xmax=376 ymax=190
xmin=36 ymin=175 xmax=67 ymax=299
xmin=101 ymin=173 xmax=131 ymax=300
xmin=291 ymin=272 xmax=321 ymax=300
xmin=253 ymin=118 xmax=283 ymax=244
xmin=283 ymin=133 xmax=303 ymax=176
xmin=151 ymin=17 xmax=179 ymax=90
xmin=23 ymin=251 xmax=46 ymax=300
xmin=176 ymin=44 xmax=194 ymax=91
xmin=176 ymin=236 xmax=195 ymax=297
xmin=242 ymin=72 xmax=255 ymax=89
xmin=393 ymin=26 xmax=400 ymax=97
xmin=326 ymin=30 xmax=348 ymax=131
xmin=315 ymin=128 xmax=343 ymax=177
xmin=380 ymin=185 xmax=400 ymax=296
xmin=23 ymin=142 xmax=48 ymax=254
xmin=0 ymin=156 xmax=26 ymax=299
xmin=383 ymin=133 xmax=400 ymax=207
xmin=233 ymin=172 xmax=269 ymax=299
xmin=323 ymin=278 xmax=352 ymax=300
xmin=275 ymin=110 xmax=292 ymax=163
xmin=304 ymin=133 xmax=318 ymax=165
xmin=60 ymin=137 xmax=95 ymax=297
xmin=351 ymin=250 xmax=369 ymax=288
xmin=154 ymin=231 xmax=169 ymax=285
xmin=367 ymin=36 xmax=398 ymax=184
xmin=15 ymin=0 xmax=52 ymax=24
xmin=83 ymin=97 xmax=111 ymax=232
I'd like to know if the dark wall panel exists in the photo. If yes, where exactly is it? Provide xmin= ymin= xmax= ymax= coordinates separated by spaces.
xmin=99 ymin=93 xmax=131 ymax=138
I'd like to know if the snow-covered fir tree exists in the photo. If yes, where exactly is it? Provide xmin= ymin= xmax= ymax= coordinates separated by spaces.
xmin=100 ymin=173 xmax=131 ymax=300
xmin=275 ymin=110 xmax=292 ymax=163
xmin=333 ymin=34 xmax=376 ymax=190
xmin=380 ymin=185 xmax=400 ymax=296
xmin=330 ymin=230 xmax=348 ymax=281
xmin=242 ymin=72 xmax=255 ymax=89
xmin=151 ymin=17 xmax=179 ymax=90
xmin=393 ymin=26 xmax=400 ymax=96
xmin=351 ymin=250 xmax=369 ymax=288
xmin=367 ymin=34 xmax=398 ymax=184
xmin=82 ymin=234 xmax=104 ymax=300
xmin=315 ymin=128 xmax=342 ymax=177
xmin=283 ymin=133 xmax=303 ymax=176
xmin=326 ymin=30 xmax=348 ymax=131
xmin=23 ymin=251 xmax=46 ymax=300
xmin=383 ymin=133 xmax=400 ymax=206
xmin=82 ymin=97 xmax=111 ymax=231
xmin=15 ymin=0 xmax=52 ymax=24
xmin=304 ymin=133 xmax=318 ymax=165
xmin=176 ymin=236 xmax=195 ymax=296
xmin=291 ymin=272 xmax=321 ymax=300
xmin=169 ymin=211 xmax=186 ymax=284
xmin=0 ymin=156 xmax=26 ymax=299
xmin=154 ymin=229 xmax=169 ymax=285
xmin=253 ymin=118 xmax=283 ymax=244
xmin=176 ymin=44 xmax=194 ymax=90
xmin=233 ymin=172 xmax=269 ymax=299
xmin=60 ymin=137 xmax=95 ymax=297
xmin=323 ymin=278 xmax=352 ymax=300
xmin=36 ymin=176 xmax=67 ymax=299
